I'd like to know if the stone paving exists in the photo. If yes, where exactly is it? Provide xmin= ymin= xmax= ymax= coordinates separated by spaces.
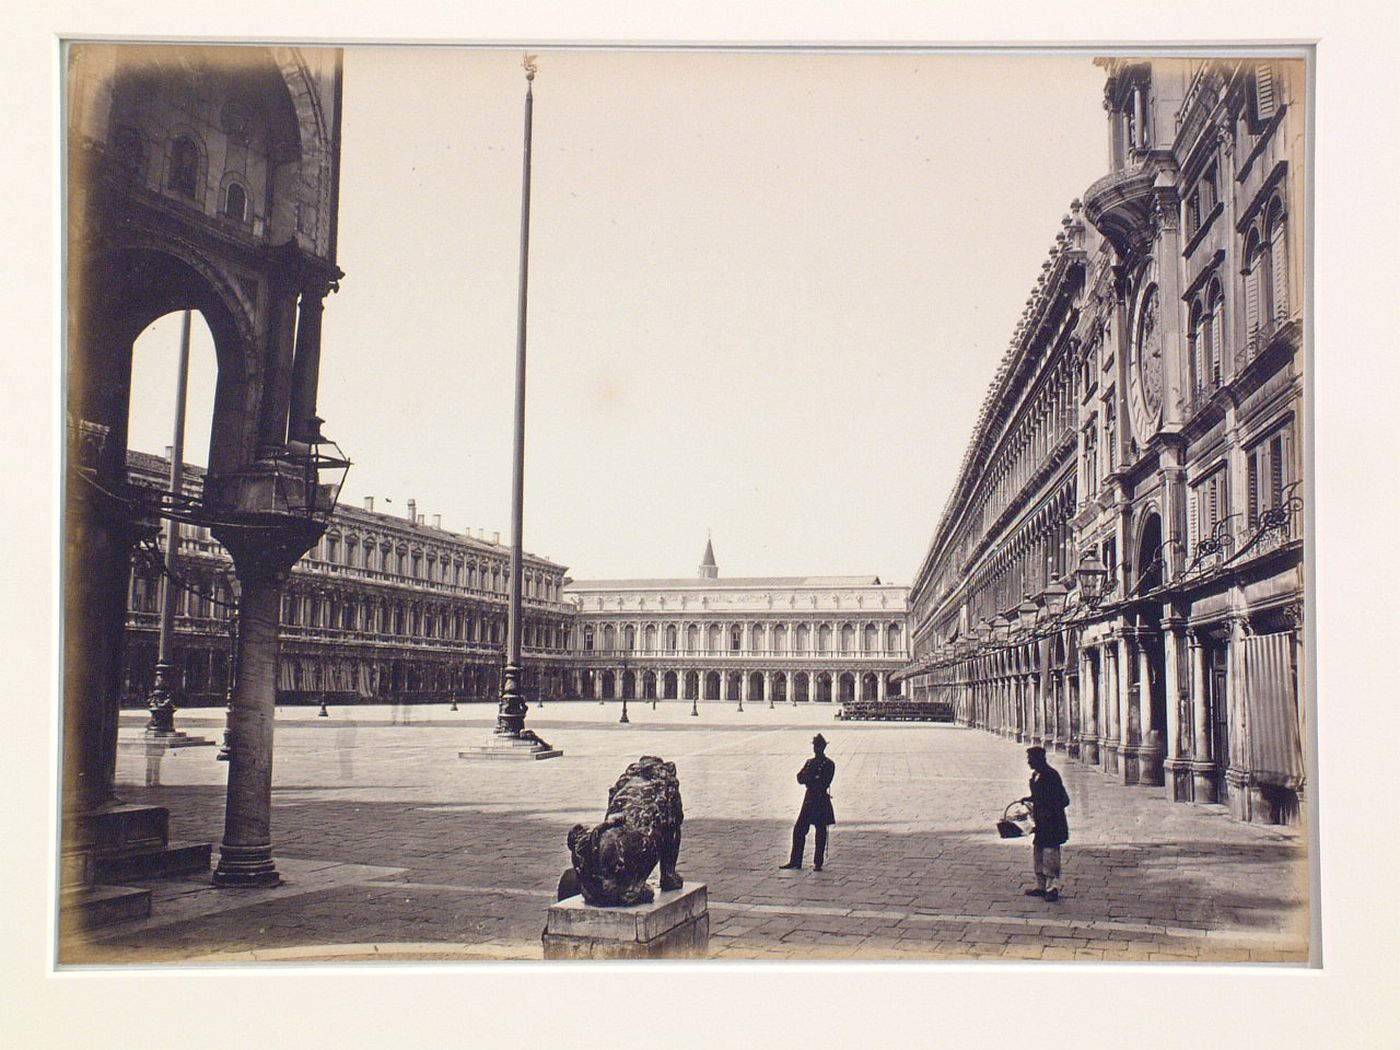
xmin=61 ymin=701 xmax=1311 ymax=965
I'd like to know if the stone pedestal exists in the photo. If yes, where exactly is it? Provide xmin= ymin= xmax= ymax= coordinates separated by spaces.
xmin=143 ymin=729 xmax=217 ymax=749
xmin=460 ymin=733 xmax=562 ymax=761
xmin=542 ymin=882 xmax=708 ymax=959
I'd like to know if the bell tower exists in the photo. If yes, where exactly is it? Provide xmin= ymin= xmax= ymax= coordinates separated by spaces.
xmin=698 ymin=535 xmax=718 ymax=579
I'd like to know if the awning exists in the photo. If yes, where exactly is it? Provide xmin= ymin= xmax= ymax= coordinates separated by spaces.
xmin=1243 ymin=631 xmax=1305 ymax=789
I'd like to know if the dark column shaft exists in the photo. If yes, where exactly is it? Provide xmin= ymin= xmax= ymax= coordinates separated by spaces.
xmin=213 ymin=568 xmax=284 ymax=886
xmin=496 ymin=69 xmax=534 ymax=737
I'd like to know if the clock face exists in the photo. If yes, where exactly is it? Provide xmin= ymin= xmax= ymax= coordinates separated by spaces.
xmin=1136 ymin=285 xmax=1164 ymax=417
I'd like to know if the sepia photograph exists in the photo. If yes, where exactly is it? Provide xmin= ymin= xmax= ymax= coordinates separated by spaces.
xmin=55 ymin=38 xmax=1317 ymax=972
xmin=11 ymin=0 xmax=1400 ymax=1044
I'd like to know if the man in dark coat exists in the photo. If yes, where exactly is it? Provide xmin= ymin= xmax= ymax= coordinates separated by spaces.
xmin=780 ymin=734 xmax=836 ymax=872
xmin=1022 ymin=746 xmax=1070 ymax=901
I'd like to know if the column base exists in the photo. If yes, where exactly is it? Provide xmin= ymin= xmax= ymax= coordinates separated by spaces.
xmin=1190 ymin=762 xmax=1222 ymax=804
xmin=1119 ymin=747 xmax=1140 ymax=785
xmin=1080 ymin=739 xmax=1100 ymax=766
xmin=1165 ymin=758 xmax=1195 ymax=802
xmin=1135 ymin=746 xmax=1166 ymax=787
xmin=213 ymin=843 xmax=281 ymax=887
xmin=1102 ymin=742 xmax=1119 ymax=776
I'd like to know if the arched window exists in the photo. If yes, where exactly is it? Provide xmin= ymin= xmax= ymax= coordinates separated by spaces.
xmin=1243 ymin=226 xmax=1266 ymax=348
xmin=665 ymin=624 xmax=677 ymax=651
xmin=1207 ymin=279 xmax=1224 ymax=387
xmin=1188 ymin=300 xmax=1207 ymax=394
xmin=729 ymin=625 xmax=742 ymax=652
xmin=224 ymin=182 xmax=247 ymax=223
xmin=169 ymin=135 xmax=198 ymax=197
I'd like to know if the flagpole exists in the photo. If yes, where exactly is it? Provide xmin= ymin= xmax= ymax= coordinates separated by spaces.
xmin=496 ymin=55 xmax=538 ymax=738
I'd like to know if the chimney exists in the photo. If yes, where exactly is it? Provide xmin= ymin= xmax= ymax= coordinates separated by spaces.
xmin=364 ymin=496 xmax=374 ymax=512
xmin=164 ymin=444 xmax=174 ymax=463
xmin=407 ymin=498 xmax=416 ymax=522
xmin=432 ymin=514 xmax=442 ymax=529
xmin=492 ymin=530 xmax=500 ymax=544
xmin=417 ymin=514 xmax=425 ymax=525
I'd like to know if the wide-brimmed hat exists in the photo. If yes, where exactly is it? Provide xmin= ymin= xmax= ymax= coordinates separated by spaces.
xmin=812 ymin=733 xmax=828 ymax=748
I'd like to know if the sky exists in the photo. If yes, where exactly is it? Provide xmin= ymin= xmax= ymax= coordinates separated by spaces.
xmin=127 ymin=47 xmax=1108 ymax=584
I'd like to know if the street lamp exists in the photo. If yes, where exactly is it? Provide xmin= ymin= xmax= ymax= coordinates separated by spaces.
xmin=1014 ymin=594 xmax=1040 ymax=636
xmin=1039 ymin=577 xmax=1070 ymax=619
xmin=1075 ymin=547 xmax=1110 ymax=606
xmin=690 ymin=683 xmax=699 ymax=717
xmin=619 ymin=657 xmax=630 ymax=724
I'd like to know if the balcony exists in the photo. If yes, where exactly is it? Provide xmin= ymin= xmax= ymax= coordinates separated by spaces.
xmin=1082 ymin=165 xmax=1156 ymax=256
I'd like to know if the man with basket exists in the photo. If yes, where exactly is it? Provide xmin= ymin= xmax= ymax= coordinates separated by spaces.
xmin=1022 ymin=746 xmax=1071 ymax=902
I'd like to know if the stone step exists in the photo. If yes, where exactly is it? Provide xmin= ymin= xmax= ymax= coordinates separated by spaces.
xmin=73 ymin=803 xmax=170 ymax=852
xmin=62 ymin=884 xmax=152 ymax=933
xmin=94 ymin=840 xmax=212 ymax=883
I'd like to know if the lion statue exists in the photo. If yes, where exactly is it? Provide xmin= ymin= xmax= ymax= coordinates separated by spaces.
xmin=566 ymin=755 xmax=684 ymax=907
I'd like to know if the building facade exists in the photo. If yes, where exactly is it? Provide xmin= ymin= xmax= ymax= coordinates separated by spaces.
xmin=566 ymin=541 xmax=909 ymax=705
xmin=122 ymin=451 xmax=574 ymax=709
xmin=902 ymin=58 xmax=1306 ymax=825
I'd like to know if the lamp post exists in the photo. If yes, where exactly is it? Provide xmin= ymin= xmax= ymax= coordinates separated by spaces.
xmin=146 ymin=310 xmax=193 ymax=736
xmin=216 ymin=569 xmax=240 ymax=762
xmin=619 ymin=657 xmax=630 ymax=724
xmin=475 ymin=53 xmax=557 ymax=763
xmin=690 ymin=682 xmax=699 ymax=717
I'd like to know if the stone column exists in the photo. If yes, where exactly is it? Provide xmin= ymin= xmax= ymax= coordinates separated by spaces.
xmin=1138 ymin=630 xmax=1166 ymax=786
xmin=1187 ymin=628 xmax=1216 ymax=802
xmin=212 ymin=522 xmax=318 ymax=887
xmin=287 ymin=274 xmax=339 ymax=443
xmin=877 ymin=671 xmax=886 ymax=702
xmin=1162 ymin=616 xmax=1190 ymax=800
xmin=1118 ymin=631 xmax=1140 ymax=784
xmin=256 ymin=275 xmax=302 ymax=457
xmin=719 ymin=671 xmax=728 ymax=703
xmin=1081 ymin=650 xmax=1100 ymax=766
xmin=1226 ymin=613 xmax=1255 ymax=821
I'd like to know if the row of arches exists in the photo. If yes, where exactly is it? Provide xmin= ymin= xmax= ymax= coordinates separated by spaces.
xmin=313 ymin=530 xmax=562 ymax=602
xmin=580 ymin=668 xmax=890 ymax=704
xmin=582 ymin=619 xmax=905 ymax=657
xmin=279 ymin=585 xmax=570 ymax=651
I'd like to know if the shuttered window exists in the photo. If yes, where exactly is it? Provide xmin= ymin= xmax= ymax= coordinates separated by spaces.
xmin=1254 ymin=65 xmax=1278 ymax=124
xmin=1268 ymin=200 xmax=1289 ymax=323
xmin=1246 ymin=429 xmax=1293 ymax=529
xmin=1243 ymin=229 xmax=1264 ymax=348
xmin=1209 ymin=282 xmax=1225 ymax=385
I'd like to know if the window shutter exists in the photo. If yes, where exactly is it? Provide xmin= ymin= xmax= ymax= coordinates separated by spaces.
xmin=1244 ymin=265 xmax=1261 ymax=346
xmin=1247 ymin=453 xmax=1260 ymax=528
xmin=1255 ymin=65 xmax=1277 ymax=122
xmin=1270 ymin=435 xmax=1285 ymax=509
xmin=1270 ymin=215 xmax=1290 ymax=322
